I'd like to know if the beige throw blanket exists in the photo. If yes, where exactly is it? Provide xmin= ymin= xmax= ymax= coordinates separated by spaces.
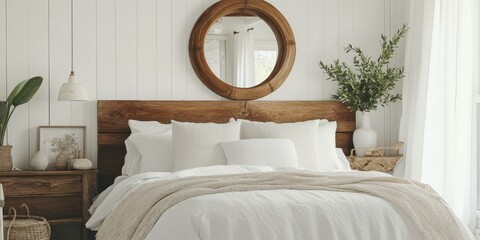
xmin=96 ymin=170 xmax=473 ymax=240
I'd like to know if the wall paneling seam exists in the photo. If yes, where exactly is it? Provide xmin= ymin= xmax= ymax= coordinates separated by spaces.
xmin=322 ymin=0 xmax=325 ymax=100
xmin=170 ymin=0 xmax=173 ymax=100
xmin=135 ymin=0 xmax=138 ymax=100
xmin=95 ymin=0 xmax=98 ymax=101
xmin=3 ymin=0 xmax=6 ymax=142
xmin=114 ymin=0 xmax=117 ymax=99
xmin=185 ymin=1 xmax=188 ymax=99
xmin=306 ymin=0 xmax=309 ymax=99
xmin=27 ymin=0 xmax=30 ymax=159
xmin=47 ymin=0 xmax=51 ymax=126
xmin=155 ymin=0 xmax=158 ymax=100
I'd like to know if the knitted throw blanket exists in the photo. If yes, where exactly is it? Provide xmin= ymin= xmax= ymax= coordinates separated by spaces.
xmin=96 ymin=170 xmax=473 ymax=240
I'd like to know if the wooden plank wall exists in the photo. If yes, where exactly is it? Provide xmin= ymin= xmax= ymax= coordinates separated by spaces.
xmin=0 ymin=0 xmax=408 ymax=171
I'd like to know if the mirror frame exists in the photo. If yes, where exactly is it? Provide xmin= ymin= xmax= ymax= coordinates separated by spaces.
xmin=189 ymin=0 xmax=296 ymax=100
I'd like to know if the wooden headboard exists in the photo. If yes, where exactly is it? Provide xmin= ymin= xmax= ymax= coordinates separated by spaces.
xmin=97 ymin=101 xmax=355 ymax=191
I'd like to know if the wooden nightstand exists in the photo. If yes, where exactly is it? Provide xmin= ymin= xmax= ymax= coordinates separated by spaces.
xmin=0 ymin=170 xmax=97 ymax=240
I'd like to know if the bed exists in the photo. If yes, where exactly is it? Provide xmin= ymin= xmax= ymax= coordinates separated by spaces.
xmin=91 ymin=100 xmax=473 ymax=240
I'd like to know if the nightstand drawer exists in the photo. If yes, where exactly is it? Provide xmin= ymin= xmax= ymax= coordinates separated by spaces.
xmin=1 ymin=175 xmax=82 ymax=196
xmin=0 ymin=170 xmax=98 ymax=240
xmin=5 ymin=196 xmax=82 ymax=220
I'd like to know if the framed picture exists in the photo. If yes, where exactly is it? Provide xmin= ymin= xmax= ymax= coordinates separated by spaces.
xmin=38 ymin=126 xmax=86 ymax=169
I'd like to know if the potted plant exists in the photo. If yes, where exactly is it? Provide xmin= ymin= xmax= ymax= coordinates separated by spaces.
xmin=0 ymin=76 xmax=43 ymax=170
xmin=319 ymin=25 xmax=408 ymax=156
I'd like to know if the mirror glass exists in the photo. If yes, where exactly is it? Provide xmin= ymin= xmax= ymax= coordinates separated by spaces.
xmin=204 ymin=16 xmax=278 ymax=88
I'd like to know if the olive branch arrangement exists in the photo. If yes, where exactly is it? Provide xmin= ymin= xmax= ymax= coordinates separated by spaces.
xmin=319 ymin=24 xmax=408 ymax=112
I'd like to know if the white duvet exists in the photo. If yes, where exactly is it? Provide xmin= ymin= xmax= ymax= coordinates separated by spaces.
xmin=86 ymin=165 xmax=437 ymax=240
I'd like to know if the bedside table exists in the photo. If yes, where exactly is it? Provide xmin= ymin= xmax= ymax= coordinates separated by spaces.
xmin=0 ymin=170 xmax=97 ymax=240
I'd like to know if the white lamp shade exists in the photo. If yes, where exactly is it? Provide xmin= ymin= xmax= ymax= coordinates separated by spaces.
xmin=58 ymin=72 xmax=88 ymax=101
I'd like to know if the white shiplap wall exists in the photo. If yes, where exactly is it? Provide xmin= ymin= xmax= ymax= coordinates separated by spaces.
xmin=1 ymin=0 xmax=408 ymax=170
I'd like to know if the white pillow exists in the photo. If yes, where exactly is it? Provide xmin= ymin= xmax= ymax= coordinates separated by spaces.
xmin=317 ymin=121 xmax=344 ymax=170
xmin=335 ymin=148 xmax=352 ymax=170
xmin=128 ymin=119 xmax=170 ymax=133
xmin=172 ymin=120 xmax=241 ymax=171
xmin=221 ymin=139 xmax=298 ymax=168
xmin=122 ymin=138 xmax=141 ymax=176
xmin=240 ymin=119 xmax=320 ymax=169
xmin=129 ymin=130 xmax=174 ymax=173
xmin=123 ymin=120 xmax=172 ymax=176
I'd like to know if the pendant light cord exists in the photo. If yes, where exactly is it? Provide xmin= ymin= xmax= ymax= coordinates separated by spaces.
xmin=71 ymin=0 xmax=74 ymax=73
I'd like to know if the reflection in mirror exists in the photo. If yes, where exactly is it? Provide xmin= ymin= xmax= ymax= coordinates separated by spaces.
xmin=205 ymin=16 xmax=278 ymax=88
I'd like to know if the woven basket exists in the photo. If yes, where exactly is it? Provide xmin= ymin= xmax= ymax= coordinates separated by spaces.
xmin=3 ymin=204 xmax=51 ymax=240
xmin=0 ymin=145 xmax=13 ymax=171
xmin=348 ymin=147 xmax=402 ymax=172
xmin=348 ymin=155 xmax=402 ymax=172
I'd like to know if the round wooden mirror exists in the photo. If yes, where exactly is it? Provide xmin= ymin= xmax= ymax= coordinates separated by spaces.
xmin=204 ymin=16 xmax=279 ymax=89
xmin=189 ymin=0 xmax=296 ymax=100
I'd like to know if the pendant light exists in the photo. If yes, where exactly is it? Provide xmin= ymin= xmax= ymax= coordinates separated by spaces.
xmin=58 ymin=0 xmax=88 ymax=101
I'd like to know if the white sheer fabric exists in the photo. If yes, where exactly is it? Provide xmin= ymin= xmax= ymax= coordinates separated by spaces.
xmin=233 ymin=29 xmax=255 ymax=87
xmin=396 ymin=0 xmax=478 ymax=230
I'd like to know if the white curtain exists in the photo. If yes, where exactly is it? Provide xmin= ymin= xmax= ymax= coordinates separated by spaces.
xmin=233 ymin=29 xmax=255 ymax=88
xmin=396 ymin=0 xmax=478 ymax=230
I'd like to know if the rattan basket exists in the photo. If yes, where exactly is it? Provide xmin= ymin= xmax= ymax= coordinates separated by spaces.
xmin=348 ymin=147 xmax=402 ymax=172
xmin=0 ymin=145 xmax=13 ymax=171
xmin=3 ymin=204 xmax=51 ymax=240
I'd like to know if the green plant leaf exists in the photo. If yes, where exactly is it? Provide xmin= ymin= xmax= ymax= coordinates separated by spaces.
xmin=6 ymin=80 xmax=27 ymax=107
xmin=0 ymin=101 xmax=7 ymax=146
xmin=0 ymin=101 xmax=7 ymax=124
xmin=11 ymin=76 xmax=43 ymax=107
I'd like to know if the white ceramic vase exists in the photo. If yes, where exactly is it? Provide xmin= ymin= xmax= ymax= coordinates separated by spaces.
xmin=30 ymin=151 xmax=49 ymax=171
xmin=353 ymin=111 xmax=377 ymax=156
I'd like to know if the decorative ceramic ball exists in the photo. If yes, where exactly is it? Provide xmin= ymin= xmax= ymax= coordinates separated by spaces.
xmin=72 ymin=158 xmax=93 ymax=170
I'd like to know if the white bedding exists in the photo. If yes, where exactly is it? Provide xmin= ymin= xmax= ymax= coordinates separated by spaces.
xmin=85 ymin=165 xmax=471 ymax=240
